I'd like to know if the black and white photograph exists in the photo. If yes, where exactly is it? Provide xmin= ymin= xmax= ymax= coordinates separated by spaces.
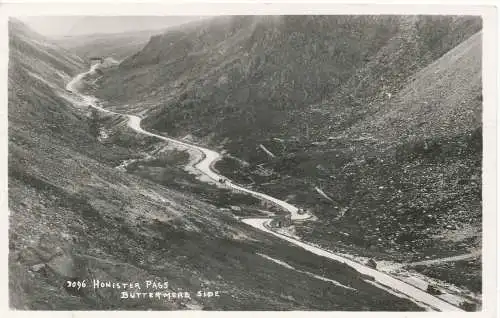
xmin=3 ymin=2 xmax=497 ymax=314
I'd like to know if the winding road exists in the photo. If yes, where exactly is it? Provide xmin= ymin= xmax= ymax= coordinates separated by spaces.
xmin=65 ymin=63 xmax=463 ymax=312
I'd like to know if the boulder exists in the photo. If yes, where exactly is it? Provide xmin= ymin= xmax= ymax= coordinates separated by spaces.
xmin=366 ymin=259 xmax=377 ymax=269
xmin=30 ymin=263 xmax=46 ymax=272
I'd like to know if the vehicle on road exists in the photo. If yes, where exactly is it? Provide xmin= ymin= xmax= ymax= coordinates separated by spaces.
xmin=426 ymin=284 xmax=443 ymax=295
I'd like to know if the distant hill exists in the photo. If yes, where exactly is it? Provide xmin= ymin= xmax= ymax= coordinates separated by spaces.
xmin=53 ymin=29 xmax=166 ymax=61
xmin=21 ymin=16 xmax=206 ymax=37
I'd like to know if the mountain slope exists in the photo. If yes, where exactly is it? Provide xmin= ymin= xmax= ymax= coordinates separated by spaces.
xmin=92 ymin=15 xmax=481 ymax=160
xmin=292 ymin=29 xmax=482 ymax=254
xmin=347 ymin=30 xmax=481 ymax=143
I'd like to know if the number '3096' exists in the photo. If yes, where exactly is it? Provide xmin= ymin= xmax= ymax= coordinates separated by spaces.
xmin=66 ymin=280 xmax=87 ymax=290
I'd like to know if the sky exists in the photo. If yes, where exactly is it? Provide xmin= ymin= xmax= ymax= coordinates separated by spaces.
xmin=17 ymin=16 xmax=208 ymax=37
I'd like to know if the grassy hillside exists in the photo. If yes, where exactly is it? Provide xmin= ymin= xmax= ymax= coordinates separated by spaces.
xmin=8 ymin=19 xmax=422 ymax=310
